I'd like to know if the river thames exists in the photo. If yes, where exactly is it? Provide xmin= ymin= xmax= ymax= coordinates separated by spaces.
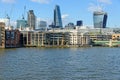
xmin=0 ymin=47 xmax=120 ymax=80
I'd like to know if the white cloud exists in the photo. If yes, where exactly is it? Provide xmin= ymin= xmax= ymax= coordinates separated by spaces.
xmin=98 ymin=0 xmax=112 ymax=4
xmin=88 ymin=0 xmax=112 ymax=12
xmin=31 ymin=0 xmax=52 ymax=4
xmin=1 ymin=0 xmax=15 ymax=3
xmin=62 ymin=14 xmax=69 ymax=19
xmin=88 ymin=3 xmax=103 ymax=12
xmin=62 ymin=14 xmax=69 ymax=26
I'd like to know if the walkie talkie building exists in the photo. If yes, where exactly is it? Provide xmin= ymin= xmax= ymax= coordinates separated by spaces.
xmin=93 ymin=11 xmax=107 ymax=28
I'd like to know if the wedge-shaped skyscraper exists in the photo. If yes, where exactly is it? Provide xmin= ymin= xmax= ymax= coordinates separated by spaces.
xmin=93 ymin=11 xmax=108 ymax=28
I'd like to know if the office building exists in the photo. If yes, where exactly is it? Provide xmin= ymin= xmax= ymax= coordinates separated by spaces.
xmin=76 ymin=20 xmax=83 ymax=26
xmin=17 ymin=17 xmax=27 ymax=29
xmin=54 ymin=5 xmax=62 ymax=28
xmin=27 ymin=10 xmax=36 ymax=30
xmin=39 ymin=21 xmax=47 ymax=29
xmin=65 ymin=22 xmax=75 ymax=29
xmin=93 ymin=11 xmax=107 ymax=28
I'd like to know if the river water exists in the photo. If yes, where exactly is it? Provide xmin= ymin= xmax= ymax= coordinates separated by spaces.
xmin=0 ymin=47 xmax=120 ymax=80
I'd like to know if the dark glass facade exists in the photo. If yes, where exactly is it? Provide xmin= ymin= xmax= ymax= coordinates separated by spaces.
xmin=77 ymin=20 xmax=83 ymax=26
xmin=93 ymin=11 xmax=107 ymax=28
xmin=54 ymin=5 xmax=62 ymax=28
xmin=27 ymin=10 xmax=36 ymax=30
xmin=103 ymin=13 xmax=107 ymax=28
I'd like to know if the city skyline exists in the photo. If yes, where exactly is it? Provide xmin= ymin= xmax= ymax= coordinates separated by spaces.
xmin=0 ymin=0 xmax=120 ymax=28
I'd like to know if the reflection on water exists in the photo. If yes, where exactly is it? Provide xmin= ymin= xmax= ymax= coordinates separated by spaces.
xmin=0 ymin=47 xmax=120 ymax=80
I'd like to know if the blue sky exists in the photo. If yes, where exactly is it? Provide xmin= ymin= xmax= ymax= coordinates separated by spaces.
xmin=0 ymin=0 xmax=120 ymax=27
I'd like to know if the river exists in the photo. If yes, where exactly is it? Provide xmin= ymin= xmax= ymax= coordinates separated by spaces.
xmin=0 ymin=47 xmax=120 ymax=80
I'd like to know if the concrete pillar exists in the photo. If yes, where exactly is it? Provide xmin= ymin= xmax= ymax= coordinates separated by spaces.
xmin=27 ymin=32 xmax=28 ymax=45
xmin=42 ymin=33 xmax=44 ymax=46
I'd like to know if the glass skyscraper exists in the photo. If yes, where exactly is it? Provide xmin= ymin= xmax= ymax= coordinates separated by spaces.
xmin=17 ymin=18 xmax=27 ymax=29
xmin=93 ymin=11 xmax=108 ymax=28
xmin=54 ymin=5 xmax=63 ymax=28
xmin=27 ymin=10 xmax=36 ymax=30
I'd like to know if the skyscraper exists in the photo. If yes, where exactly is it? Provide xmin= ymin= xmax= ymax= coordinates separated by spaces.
xmin=27 ymin=10 xmax=36 ymax=30
xmin=54 ymin=5 xmax=62 ymax=28
xmin=93 ymin=11 xmax=108 ymax=28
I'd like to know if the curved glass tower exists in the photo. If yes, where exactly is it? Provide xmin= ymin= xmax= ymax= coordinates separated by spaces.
xmin=54 ymin=5 xmax=63 ymax=28
xmin=93 ymin=11 xmax=107 ymax=28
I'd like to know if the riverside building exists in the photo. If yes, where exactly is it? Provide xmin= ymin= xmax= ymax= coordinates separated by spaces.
xmin=0 ymin=22 xmax=5 ymax=48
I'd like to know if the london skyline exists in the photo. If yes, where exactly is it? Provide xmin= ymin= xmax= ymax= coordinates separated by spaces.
xmin=0 ymin=0 xmax=120 ymax=28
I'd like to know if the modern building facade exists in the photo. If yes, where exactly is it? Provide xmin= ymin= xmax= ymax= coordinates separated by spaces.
xmin=76 ymin=20 xmax=83 ymax=26
xmin=17 ymin=18 xmax=27 ymax=30
xmin=54 ymin=5 xmax=62 ymax=28
xmin=27 ymin=10 xmax=36 ymax=30
xmin=0 ymin=22 xmax=5 ymax=48
xmin=93 ymin=11 xmax=107 ymax=28
xmin=103 ymin=13 xmax=107 ymax=28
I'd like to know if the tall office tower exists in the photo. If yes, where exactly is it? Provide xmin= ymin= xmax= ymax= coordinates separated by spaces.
xmin=103 ymin=13 xmax=107 ymax=28
xmin=27 ymin=10 xmax=36 ymax=30
xmin=54 ymin=5 xmax=63 ymax=28
xmin=76 ymin=20 xmax=83 ymax=26
xmin=93 ymin=11 xmax=108 ymax=28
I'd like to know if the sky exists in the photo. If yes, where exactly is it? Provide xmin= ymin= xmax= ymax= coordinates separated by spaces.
xmin=0 ymin=0 xmax=120 ymax=28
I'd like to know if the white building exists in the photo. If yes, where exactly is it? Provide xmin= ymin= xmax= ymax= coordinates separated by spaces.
xmin=68 ymin=30 xmax=90 ymax=46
